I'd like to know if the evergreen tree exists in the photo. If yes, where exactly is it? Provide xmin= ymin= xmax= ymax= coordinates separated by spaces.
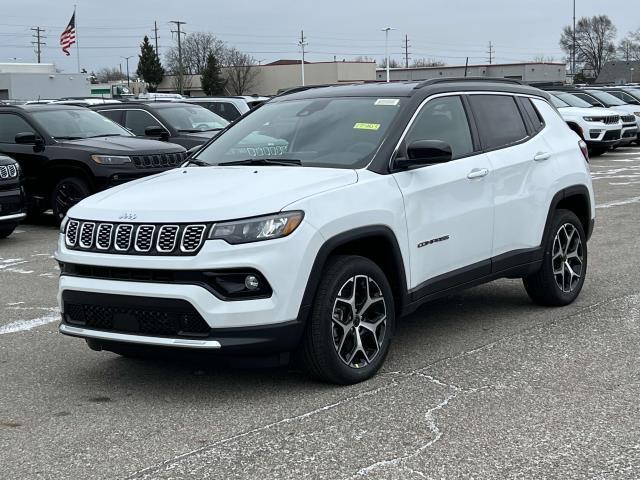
xmin=136 ymin=36 xmax=164 ymax=92
xmin=201 ymin=53 xmax=227 ymax=96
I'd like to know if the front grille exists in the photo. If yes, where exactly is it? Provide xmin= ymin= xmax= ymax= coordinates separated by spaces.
xmin=63 ymin=291 xmax=210 ymax=338
xmin=602 ymin=115 xmax=620 ymax=124
xmin=0 ymin=164 xmax=18 ymax=179
xmin=621 ymin=115 xmax=636 ymax=123
xmin=131 ymin=152 xmax=187 ymax=169
xmin=65 ymin=220 xmax=209 ymax=256
xmin=603 ymin=130 xmax=622 ymax=141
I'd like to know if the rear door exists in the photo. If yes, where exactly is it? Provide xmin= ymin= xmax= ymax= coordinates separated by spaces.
xmin=393 ymin=95 xmax=494 ymax=294
xmin=468 ymin=94 xmax=553 ymax=264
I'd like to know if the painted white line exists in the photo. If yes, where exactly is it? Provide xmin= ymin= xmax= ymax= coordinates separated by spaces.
xmin=596 ymin=196 xmax=640 ymax=209
xmin=0 ymin=309 xmax=59 ymax=335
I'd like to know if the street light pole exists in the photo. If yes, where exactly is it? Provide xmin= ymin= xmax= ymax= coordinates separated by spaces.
xmin=121 ymin=56 xmax=133 ymax=88
xmin=572 ymin=0 xmax=576 ymax=77
xmin=631 ymin=67 xmax=635 ymax=84
xmin=381 ymin=27 xmax=395 ymax=83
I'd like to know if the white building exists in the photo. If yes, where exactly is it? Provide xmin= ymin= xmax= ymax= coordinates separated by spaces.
xmin=0 ymin=63 xmax=90 ymax=101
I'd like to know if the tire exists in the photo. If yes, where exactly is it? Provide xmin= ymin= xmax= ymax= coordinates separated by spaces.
xmin=589 ymin=147 xmax=608 ymax=157
xmin=523 ymin=209 xmax=587 ymax=306
xmin=0 ymin=222 xmax=17 ymax=239
xmin=51 ymin=177 xmax=91 ymax=223
xmin=299 ymin=255 xmax=395 ymax=384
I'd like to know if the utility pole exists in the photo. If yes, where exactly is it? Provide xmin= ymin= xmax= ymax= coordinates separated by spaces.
xmin=154 ymin=21 xmax=159 ymax=57
xmin=487 ymin=41 xmax=494 ymax=65
xmin=121 ymin=56 xmax=133 ymax=88
xmin=381 ymin=27 xmax=396 ymax=82
xmin=170 ymin=20 xmax=187 ymax=94
xmin=298 ymin=30 xmax=308 ymax=86
xmin=404 ymin=34 xmax=410 ymax=68
xmin=464 ymin=57 xmax=469 ymax=77
xmin=30 ymin=27 xmax=46 ymax=63
xmin=572 ymin=0 xmax=576 ymax=76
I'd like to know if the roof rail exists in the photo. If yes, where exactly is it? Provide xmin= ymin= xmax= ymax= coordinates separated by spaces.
xmin=275 ymin=82 xmax=361 ymax=97
xmin=414 ymin=77 xmax=524 ymax=89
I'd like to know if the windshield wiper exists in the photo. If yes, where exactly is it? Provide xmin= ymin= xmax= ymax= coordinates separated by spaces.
xmin=177 ymin=129 xmax=202 ymax=133
xmin=85 ymin=134 xmax=125 ymax=138
xmin=186 ymin=159 xmax=210 ymax=167
xmin=219 ymin=158 xmax=303 ymax=167
xmin=53 ymin=136 xmax=84 ymax=140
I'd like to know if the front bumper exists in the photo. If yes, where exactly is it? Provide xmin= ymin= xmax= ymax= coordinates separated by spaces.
xmin=0 ymin=183 xmax=26 ymax=223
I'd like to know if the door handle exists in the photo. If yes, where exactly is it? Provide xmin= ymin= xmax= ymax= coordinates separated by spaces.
xmin=533 ymin=152 xmax=551 ymax=162
xmin=467 ymin=168 xmax=489 ymax=179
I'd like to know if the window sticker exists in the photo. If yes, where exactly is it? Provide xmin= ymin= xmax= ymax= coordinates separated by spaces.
xmin=374 ymin=98 xmax=400 ymax=106
xmin=354 ymin=122 xmax=381 ymax=131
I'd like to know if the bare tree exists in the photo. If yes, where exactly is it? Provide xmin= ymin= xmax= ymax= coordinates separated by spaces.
xmin=410 ymin=58 xmax=446 ymax=68
xmin=94 ymin=67 xmax=127 ymax=83
xmin=618 ymin=30 xmax=640 ymax=61
xmin=378 ymin=58 xmax=401 ymax=68
xmin=532 ymin=55 xmax=557 ymax=63
xmin=224 ymin=47 xmax=259 ymax=95
xmin=559 ymin=15 xmax=617 ymax=77
xmin=165 ymin=32 xmax=226 ymax=75
xmin=171 ymin=73 xmax=194 ymax=94
xmin=353 ymin=55 xmax=376 ymax=63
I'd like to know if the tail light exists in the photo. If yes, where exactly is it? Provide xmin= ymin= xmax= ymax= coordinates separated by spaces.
xmin=578 ymin=140 xmax=589 ymax=163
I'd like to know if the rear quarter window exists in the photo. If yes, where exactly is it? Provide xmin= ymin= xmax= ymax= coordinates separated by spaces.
xmin=520 ymin=98 xmax=545 ymax=134
xmin=468 ymin=94 xmax=528 ymax=150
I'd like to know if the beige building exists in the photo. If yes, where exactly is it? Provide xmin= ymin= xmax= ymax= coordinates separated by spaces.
xmin=377 ymin=62 xmax=567 ymax=85
xmin=157 ymin=60 xmax=377 ymax=97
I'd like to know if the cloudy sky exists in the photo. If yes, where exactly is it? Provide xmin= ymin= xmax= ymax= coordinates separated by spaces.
xmin=1 ymin=0 xmax=636 ymax=73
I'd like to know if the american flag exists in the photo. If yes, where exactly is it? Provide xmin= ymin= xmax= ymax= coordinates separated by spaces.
xmin=60 ymin=12 xmax=76 ymax=56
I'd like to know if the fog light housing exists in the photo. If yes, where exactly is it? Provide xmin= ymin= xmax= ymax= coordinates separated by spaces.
xmin=203 ymin=270 xmax=272 ymax=300
xmin=245 ymin=275 xmax=260 ymax=290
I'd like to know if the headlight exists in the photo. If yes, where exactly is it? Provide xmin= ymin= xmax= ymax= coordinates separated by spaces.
xmin=582 ymin=116 xmax=602 ymax=122
xmin=91 ymin=155 xmax=131 ymax=165
xmin=60 ymin=216 xmax=69 ymax=233
xmin=208 ymin=211 xmax=304 ymax=244
xmin=634 ymin=112 xmax=640 ymax=118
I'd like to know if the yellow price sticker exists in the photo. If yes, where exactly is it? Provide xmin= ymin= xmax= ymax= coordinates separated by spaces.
xmin=353 ymin=122 xmax=380 ymax=131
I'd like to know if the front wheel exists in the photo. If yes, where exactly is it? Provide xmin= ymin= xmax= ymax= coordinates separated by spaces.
xmin=299 ymin=255 xmax=395 ymax=384
xmin=0 ymin=222 xmax=17 ymax=239
xmin=51 ymin=177 xmax=91 ymax=223
xmin=523 ymin=209 xmax=587 ymax=306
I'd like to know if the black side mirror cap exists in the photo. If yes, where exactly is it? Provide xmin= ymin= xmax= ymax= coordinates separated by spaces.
xmin=144 ymin=126 xmax=170 ymax=140
xmin=395 ymin=140 xmax=453 ymax=170
xmin=15 ymin=132 xmax=41 ymax=145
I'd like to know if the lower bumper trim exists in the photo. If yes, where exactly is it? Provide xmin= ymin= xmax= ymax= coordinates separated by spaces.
xmin=0 ymin=212 xmax=26 ymax=222
xmin=59 ymin=323 xmax=222 ymax=349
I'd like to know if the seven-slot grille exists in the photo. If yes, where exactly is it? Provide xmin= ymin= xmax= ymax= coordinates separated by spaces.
xmin=65 ymin=219 xmax=208 ymax=255
xmin=0 ymin=164 xmax=18 ymax=179
xmin=131 ymin=152 xmax=188 ymax=169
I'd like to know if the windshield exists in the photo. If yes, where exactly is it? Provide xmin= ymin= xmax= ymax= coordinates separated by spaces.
xmin=549 ymin=95 xmax=570 ymax=108
xmin=158 ymin=105 xmax=229 ymax=132
xmin=552 ymin=92 xmax=594 ymax=108
xmin=32 ymin=109 xmax=132 ymax=139
xmin=584 ymin=90 xmax=626 ymax=106
xmin=195 ymin=97 xmax=404 ymax=169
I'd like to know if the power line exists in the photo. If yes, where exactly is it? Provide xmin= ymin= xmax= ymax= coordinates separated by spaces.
xmin=169 ymin=20 xmax=186 ymax=94
xmin=30 ymin=26 xmax=46 ymax=63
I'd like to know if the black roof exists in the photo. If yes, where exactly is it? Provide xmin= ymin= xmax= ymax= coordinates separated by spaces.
xmin=270 ymin=78 xmax=549 ymax=102
xmin=92 ymin=101 xmax=196 ymax=110
xmin=0 ymin=104 xmax=87 ymax=112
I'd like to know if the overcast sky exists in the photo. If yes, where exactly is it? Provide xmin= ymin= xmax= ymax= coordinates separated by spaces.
xmin=1 ymin=0 xmax=636 ymax=73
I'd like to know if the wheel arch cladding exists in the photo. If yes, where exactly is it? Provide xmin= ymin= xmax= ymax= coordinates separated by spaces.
xmin=47 ymin=161 xmax=95 ymax=192
xmin=298 ymin=226 xmax=409 ymax=321
xmin=544 ymin=185 xmax=593 ymax=244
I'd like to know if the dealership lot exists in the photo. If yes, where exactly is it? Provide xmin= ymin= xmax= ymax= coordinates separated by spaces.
xmin=1 ymin=148 xmax=639 ymax=479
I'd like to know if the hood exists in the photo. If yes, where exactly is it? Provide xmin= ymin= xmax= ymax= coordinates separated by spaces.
xmin=59 ymin=136 xmax=186 ymax=154
xmin=68 ymin=166 xmax=358 ymax=223
xmin=558 ymin=106 xmax=619 ymax=118
xmin=608 ymin=104 xmax=640 ymax=116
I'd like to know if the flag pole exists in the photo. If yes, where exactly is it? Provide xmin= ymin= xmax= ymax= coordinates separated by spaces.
xmin=74 ymin=4 xmax=80 ymax=73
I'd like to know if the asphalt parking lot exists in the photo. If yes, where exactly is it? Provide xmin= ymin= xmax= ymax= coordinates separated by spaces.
xmin=1 ymin=147 xmax=639 ymax=479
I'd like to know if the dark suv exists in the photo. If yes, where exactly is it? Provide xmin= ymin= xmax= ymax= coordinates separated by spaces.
xmin=0 ymin=155 xmax=26 ymax=238
xmin=91 ymin=102 xmax=229 ymax=149
xmin=0 ymin=104 xmax=188 ymax=221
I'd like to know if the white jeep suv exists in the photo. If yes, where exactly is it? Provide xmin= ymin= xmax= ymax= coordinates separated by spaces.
xmin=56 ymin=79 xmax=595 ymax=384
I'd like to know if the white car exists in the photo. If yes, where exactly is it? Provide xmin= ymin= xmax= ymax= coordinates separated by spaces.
xmin=548 ymin=92 xmax=623 ymax=156
xmin=56 ymin=79 xmax=595 ymax=384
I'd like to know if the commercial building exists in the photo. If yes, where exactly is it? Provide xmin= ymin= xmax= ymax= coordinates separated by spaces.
xmin=0 ymin=63 xmax=90 ymax=101
xmin=376 ymin=62 xmax=567 ymax=84
xmin=157 ymin=60 xmax=377 ymax=96
xmin=595 ymin=60 xmax=640 ymax=85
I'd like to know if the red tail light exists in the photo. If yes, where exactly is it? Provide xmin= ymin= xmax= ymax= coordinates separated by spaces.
xmin=578 ymin=140 xmax=589 ymax=163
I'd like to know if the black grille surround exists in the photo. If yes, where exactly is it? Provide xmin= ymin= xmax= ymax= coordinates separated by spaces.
xmin=62 ymin=291 xmax=211 ymax=338
xmin=65 ymin=219 xmax=209 ymax=256
xmin=131 ymin=152 xmax=188 ymax=169
xmin=0 ymin=164 xmax=18 ymax=179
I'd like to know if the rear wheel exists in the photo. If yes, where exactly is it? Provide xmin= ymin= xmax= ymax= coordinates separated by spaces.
xmin=524 ymin=209 xmax=587 ymax=306
xmin=300 ymin=255 xmax=395 ymax=384
xmin=51 ymin=177 xmax=91 ymax=223
xmin=0 ymin=222 xmax=17 ymax=239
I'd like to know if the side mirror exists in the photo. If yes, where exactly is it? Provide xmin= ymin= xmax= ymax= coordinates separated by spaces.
xmin=15 ymin=132 xmax=45 ymax=149
xmin=144 ymin=126 xmax=170 ymax=140
xmin=395 ymin=140 xmax=452 ymax=170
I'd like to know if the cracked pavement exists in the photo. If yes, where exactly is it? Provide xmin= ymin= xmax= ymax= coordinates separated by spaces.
xmin=1 ymin=148 xmax=640 ymax=479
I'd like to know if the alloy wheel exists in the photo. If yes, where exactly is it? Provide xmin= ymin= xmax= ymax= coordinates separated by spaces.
xmin=55 ymin=182 xmax=85 ymax=218
xmin=552 ymin=223 xmax=584 ymax=293
xmin=331 ymin=275 xmax=387 ymax=369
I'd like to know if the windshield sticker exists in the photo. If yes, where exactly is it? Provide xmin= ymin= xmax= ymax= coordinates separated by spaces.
xmin=354 ymin=122 xmax=381 ymax=131
xmin=375 ymin=98 xmax=400 ymax=106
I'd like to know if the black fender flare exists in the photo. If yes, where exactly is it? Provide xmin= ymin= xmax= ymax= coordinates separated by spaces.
xmin=541 ymin=184 xmax=593 ymax=245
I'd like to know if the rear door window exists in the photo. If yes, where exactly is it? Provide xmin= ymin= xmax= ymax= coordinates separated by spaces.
xmin=520 ymin=98 xmax=545 ymax=134
xmin=469 ymin=95 xmax=528 ymax=150
xmin=0 ymin=114 xmax=35 ymax=143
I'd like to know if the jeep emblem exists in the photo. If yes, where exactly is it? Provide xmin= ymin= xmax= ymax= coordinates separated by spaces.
xmin=119 ymin=212 xmax=137 ymax=220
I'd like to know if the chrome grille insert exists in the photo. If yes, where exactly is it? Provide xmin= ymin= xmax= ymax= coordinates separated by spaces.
xmin=79 ymin=223 xmax=96 ymax=249
xmin=134 ymin=225 xmax=156 ymax=252
xmin=0 ymin=164 xmax=18 ymax=179
xmin=65 ymin=220 xmax=80 ymax=247
xmin=96 ymin=224 xmax=114 ymax=250
xmin=181 ymin=225 xmax=206 ymax=253
xmin=156 ymin=225 xmax=179 ymax=252
xmin=115 ymin=224 xmax=134 ymax=251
